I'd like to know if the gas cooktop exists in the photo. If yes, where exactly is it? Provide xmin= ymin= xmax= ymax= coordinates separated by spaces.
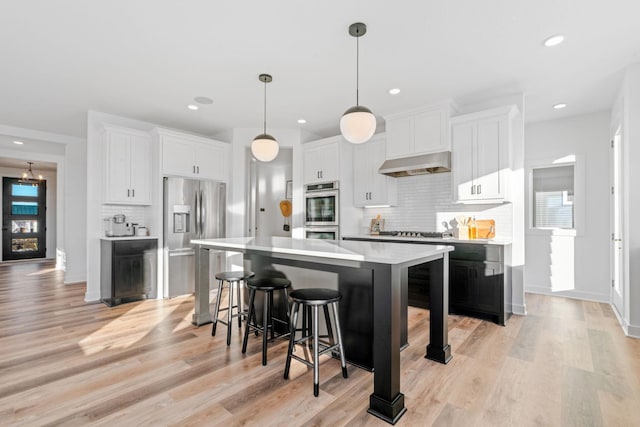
xmin=382 ymin=231 xmax=452 ymax=239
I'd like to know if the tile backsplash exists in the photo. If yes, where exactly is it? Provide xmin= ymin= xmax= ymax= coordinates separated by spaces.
xmin=361 ymin=173 xmax=513 ymax=239
xmin=101 ymin=205 xmax=149 ymax=233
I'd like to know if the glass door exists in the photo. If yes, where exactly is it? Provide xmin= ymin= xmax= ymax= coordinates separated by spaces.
xmin=2 ymin=177 xmax=47 ymax=260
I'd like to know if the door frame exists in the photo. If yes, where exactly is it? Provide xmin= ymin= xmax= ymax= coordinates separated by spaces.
xmin=610 ymin=122 xmax=625 ymax=315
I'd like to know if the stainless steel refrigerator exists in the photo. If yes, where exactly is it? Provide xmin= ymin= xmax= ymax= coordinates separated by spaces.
xmin=163 ymin=177 xmax=226 ymax=297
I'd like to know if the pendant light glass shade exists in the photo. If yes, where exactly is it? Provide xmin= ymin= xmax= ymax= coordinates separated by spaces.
xmin=341 ymin=22 xmax=376 ymax=145
xmin=251 ymin=73 xmax=279 ymax=162
xmin=251 ymin=133 xmax=279 ymax=162
xmin=340 ymin=105 xmax=376 ymax=144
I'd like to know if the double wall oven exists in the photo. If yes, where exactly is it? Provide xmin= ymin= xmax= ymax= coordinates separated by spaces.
xmin=303 ymin=181 xmax=339 ymax=240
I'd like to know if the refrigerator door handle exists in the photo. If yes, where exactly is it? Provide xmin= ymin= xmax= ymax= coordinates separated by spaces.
xmin=169 ymin=250 xmax=196 ymax=257
xmin=200 ymin=189 xmax=206 ymax=237
xmin=194 ymin=191 xmax=200 ymax=236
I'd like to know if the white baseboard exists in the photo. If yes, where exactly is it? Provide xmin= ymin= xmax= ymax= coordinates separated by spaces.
xmin=627 ymin=323 xmax=640 ymax=339
xmin=64 ymin=275 xmax=86 ymax=285
xmin=84 ymin=290 xmax=101 ymax=302
xmin=511 ymin=303 xmax=527 ymax=315
xmin=525 ymin=285 xmax=609 ymax=303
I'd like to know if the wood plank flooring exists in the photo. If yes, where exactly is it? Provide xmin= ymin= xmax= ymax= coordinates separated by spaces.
xmin=1 ymin=260 xmax=639 ymax=426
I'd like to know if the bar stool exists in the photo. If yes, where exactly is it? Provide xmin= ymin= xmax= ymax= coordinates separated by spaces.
xmin=211 ymin=271 xmax=254 ymax=345
xmin=284 ymin=288 xmax=348 ymax=397
xmin=242 ymin=276 xmax=292 ymax=366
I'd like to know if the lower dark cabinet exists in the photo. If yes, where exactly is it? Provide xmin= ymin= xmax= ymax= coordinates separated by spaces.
xmin=449 ymin=248 xmax=505 ymax=325
xmin=101 ymin=238 xmax=157 ymax=306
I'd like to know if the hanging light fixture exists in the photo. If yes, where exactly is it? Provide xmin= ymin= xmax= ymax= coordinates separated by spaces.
xmin=340 ymin=22 xmax=376 ymax=144
xmin=251 ymin=73 xmax=279 ymax=162
xmin=20 ymin=162 xmax=43 ymax=185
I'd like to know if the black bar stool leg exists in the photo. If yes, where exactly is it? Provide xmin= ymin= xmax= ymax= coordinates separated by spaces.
xmin=236 ymin=280 xmax=243 ymax=328
xmin=323 ymin=305 xmax=334 ymax=345
xmin=262 ymin=289 xmax=269 ymax=366
xmin=242 ymin=288 xmax=257 ymax=354
xmin=226 ymin=280 xmax=234 ymax=346
xmin=331 ymin=302 xmax=348 ymax=378
xmin=312 ymin=305 xmax=320 ymax=396
xmin=284 ymin=301 xmax=299 ymax=379
xmin=212 ymin=279 xmax=224 ymax=336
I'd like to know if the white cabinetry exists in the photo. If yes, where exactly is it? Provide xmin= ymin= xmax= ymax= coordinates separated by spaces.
xmin=303 ymin=136 xmax=340 ymax=184
xmin=103 ymin=125 xmax=152 ymax=205
xmin=451 ymin=105 xmax=517 ymax=203
xmin=353 ymin=135 xmax=397 ymax=206
xmin=157 ymin=129 xmax=229 ymax=182
xmin=385 ymin=103 xmax=453 ymax=159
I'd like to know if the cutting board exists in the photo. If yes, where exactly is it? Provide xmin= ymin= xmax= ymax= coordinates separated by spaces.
xmin=476 ymin=219 xmax=495 ymax=239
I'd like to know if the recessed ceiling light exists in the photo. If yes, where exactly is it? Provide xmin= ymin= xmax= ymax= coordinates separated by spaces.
xmin=13 ymin=141 xmax=24 ymax=145
xmin=187 ymin=104 xmax=199 ymax=111
xmin=297 ymin=119 xmax=307 ymax=124
xmin=194 ymin=96 xmax=213 ymax=104
xmin=543 ymin=34 xmax=565 ymax=47
xmin=389 ymin=88 xmax=401 ymax=95
xmin=553 ymin=103 xmax=567 ymax=109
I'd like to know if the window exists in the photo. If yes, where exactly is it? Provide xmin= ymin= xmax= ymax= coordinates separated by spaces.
xmin=532 ymin=164 xmax=574 ymax=229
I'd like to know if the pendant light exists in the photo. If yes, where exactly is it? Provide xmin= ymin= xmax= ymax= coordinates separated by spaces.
xmin=20 ymin=162 xmax=43 ymax=185
xmin=340 ymin=22 xmax=376 ymax=144
xmin=251 ymin=73 xmax=279 ymax=162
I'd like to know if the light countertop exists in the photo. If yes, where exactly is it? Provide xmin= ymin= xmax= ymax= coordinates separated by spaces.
xmin=342 ymin=234 xmax=512 ymax=246
xmin=191 ymin=236 xmax=454 ymax=265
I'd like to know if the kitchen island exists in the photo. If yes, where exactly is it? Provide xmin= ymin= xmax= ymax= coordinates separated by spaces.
xmin=191 ymin=236 xmax=453 ymax=424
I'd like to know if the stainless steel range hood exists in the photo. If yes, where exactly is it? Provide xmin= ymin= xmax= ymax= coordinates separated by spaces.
xmin=378 ymin=151 xmax=451 ymax=177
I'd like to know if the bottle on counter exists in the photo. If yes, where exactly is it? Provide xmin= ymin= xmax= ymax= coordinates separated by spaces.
xmin=469 ymin=217 xmax=477 ymax=239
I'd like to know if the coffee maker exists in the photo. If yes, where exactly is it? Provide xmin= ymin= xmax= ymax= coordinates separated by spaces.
xmin=104 ymin=214 xmax=134 ymax=237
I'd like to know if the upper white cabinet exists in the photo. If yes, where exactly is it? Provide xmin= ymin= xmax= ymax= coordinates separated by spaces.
xmin=303 ymin=136 xmax=340 ymax=184
xmin=385 ymin=103 xmax=453 ymax=159
xmin=103 ymin=125 xmax=152 ymax=205
xmin=156 ymin=128 xmax=230 ymax=182
xmin=451 ymin=105 xmax=518 ymax=203
xmin=353 ymin=134 xmax=397 ymax=207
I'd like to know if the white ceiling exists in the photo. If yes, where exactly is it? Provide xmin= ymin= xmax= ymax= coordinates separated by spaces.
xmin=1 ymin=1 xmax=639 ymax=139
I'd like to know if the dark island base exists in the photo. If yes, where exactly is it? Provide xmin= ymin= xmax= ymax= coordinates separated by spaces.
xmin=368 ymin=393 xmax=407 ymax=425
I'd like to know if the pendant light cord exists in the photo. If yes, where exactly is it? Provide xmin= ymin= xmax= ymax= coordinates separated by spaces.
xmin=356 ymin=29 xmax=360 ymax=106
xmin=263 ymin=80 xmax=267 ymax=134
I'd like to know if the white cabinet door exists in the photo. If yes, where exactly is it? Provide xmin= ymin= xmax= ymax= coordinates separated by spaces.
xmin=353 ymin=135 xmax=397 ymax=207
xmin=475 ymin=117 xmax=504 ymax=199
xmin=452 ymin=123 xmax=476 ymax=201
xmin=105 ymin=127 xmax=152 ymax=205
xmin=385 ymin=116 xmax=413 ymax=159
xmin=162 ymin=135 xmax=197 ymax=177
xmin=451 ymin=105 xmax=515 ymax=203
xmin=303 ymin=138 xmax=340 ymax=184
xmin=196 ymin=141 xmax=229 ymax=182
xmin=106 ymin=131 xmax=132 ymax=203
xmin=129 ymin=134 xmax=152 ymax=204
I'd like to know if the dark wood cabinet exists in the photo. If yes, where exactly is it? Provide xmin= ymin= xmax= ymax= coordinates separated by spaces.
xmin=101 ymin=238 xmax=157 ymax=306
xmin=449 ymin=244 xmax=506 ymax=325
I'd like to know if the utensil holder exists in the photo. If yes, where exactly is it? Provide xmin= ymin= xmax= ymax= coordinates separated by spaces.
xmin=458 ymin=225 xmax=469 ymax=240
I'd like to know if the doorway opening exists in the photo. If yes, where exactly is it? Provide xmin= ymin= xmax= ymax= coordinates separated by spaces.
xmin=2 ymin=177 xmax=47 ymax=260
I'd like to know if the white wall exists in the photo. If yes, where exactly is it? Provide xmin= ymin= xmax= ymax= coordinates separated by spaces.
xmin=0 ymin=166 xmax=57 ymax=260
xmin=524 ymin=111 xmax=611 ymax=302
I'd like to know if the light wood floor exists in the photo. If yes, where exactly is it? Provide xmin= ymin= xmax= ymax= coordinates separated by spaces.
xmin=1 ymin=260 xmax=639 ymax=426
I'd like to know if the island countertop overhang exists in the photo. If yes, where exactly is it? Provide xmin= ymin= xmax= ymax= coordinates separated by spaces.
xmin=191 ymin=236 xmax=454 ymax=265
